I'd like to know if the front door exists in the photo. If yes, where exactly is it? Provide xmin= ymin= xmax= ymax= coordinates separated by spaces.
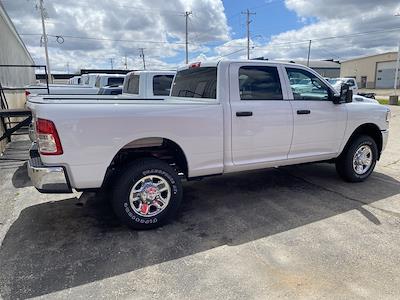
xmin=230 ymin=63 xmax=293 ymax=165
xmin=284 ymin=67 xmax=347 ymax=159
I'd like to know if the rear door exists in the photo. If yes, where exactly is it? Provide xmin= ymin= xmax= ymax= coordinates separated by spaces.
xmin=230 ymin=63 xmax=293 ymax=165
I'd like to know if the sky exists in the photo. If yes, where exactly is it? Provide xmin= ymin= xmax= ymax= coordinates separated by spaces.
xmin=2 ymin=0 xmax=400 ymax=73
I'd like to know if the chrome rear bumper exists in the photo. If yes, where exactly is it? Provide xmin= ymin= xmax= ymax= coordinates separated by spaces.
xmin=27 ymin=145 xmax=72 ymax=193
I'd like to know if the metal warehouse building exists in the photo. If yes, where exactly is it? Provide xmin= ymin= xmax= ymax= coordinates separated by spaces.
xmin=340 ymin=52 xmax=399 ymax=89
xmin=290 ymin=60 xmax=341 ymax=78
xmin=0 ymin=2 xmax=35 ymax=152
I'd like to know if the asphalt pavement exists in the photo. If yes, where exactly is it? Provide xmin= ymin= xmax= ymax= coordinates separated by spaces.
xmin=0 ymin=106 xmax=399 ymax=300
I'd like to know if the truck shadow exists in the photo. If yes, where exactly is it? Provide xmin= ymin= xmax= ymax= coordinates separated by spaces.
xmin=1 ymin=163 xmax=399 ymax=299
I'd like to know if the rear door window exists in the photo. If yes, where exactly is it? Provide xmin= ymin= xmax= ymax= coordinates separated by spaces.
xmin=123 ymin=74 xmax=140 ymax=94
xmin=171 ymin=67 xmax=217 ymax=99
xmin=153 ymin=75 xmax=174 ymax=96
xmin=238 ymin=66 xmax=283 ymax=100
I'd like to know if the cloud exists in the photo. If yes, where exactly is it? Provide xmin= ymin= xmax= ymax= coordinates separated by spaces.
xmin=194 ymin=0 xmax=400 ymax=63
xmin=3 ymin=0 xmax=400 ymax=72
xmin=255 ymin=0 xmax=400 ymax=61
xmin=3 ymin=0 xmax=230 ymax=72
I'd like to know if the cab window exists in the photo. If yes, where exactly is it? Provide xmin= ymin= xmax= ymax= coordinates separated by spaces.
xmin=153 ymin=75 xmax=174 ymax=96
xmin=347 ymin=79 xmax=356 ymax=87
xmin=123 ymin=74 xmax=140 ymax=94
xmin=286 ymin=68 xmax=330 ymax=101
xmin=171 ymin=67 xmax=216 ymax=99
xmin=239 ymin=66 xmax=283 ymax=100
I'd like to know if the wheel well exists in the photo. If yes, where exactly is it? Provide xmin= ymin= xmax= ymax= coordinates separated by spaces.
xmin=342 ymin=123 xmax=383 ymax=159
xmin=103 ymin=138 xmax=188 ymax=188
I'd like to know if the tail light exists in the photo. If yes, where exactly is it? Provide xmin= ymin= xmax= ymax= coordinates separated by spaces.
xmin=25 ymin=90 xmax=31 ymax=98
xmin=36 ymin=118 xmax=63 ymax=155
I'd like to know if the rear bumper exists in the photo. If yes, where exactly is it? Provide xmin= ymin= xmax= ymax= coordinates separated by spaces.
xmin=27 ymin=144 xmax=72 ymax=193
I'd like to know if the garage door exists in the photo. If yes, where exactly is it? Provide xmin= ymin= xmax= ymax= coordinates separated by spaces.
xmin=375 ymin=61 xmax=399 ymax=89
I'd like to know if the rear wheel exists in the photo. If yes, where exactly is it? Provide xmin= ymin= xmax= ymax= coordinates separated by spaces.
xmin=112 ymin=158 xmax=183 ymax=229
xmin=335 ymin=135 xmax=378 ymax=182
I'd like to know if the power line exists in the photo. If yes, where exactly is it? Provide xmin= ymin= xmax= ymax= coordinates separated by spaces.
xmin=20 ymin=33 xmax=188 ymax=45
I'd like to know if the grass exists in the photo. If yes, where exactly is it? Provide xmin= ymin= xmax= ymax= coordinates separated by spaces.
xmin=377 ymin=98 xmax=399 ymax=105
xmin=377 ymin=98 xmax=390 ymax=105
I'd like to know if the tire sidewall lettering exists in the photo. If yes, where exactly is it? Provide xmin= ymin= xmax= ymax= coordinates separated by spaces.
xmin=123 ymin=167 xmax=178 ymax=224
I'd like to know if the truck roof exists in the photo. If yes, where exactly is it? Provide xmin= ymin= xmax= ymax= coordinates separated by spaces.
xmin=178 ymin=59 xmax=309 ymax=71
xmin=127 ymin=70 xmax=176 ymax=76
xmin=96 ymin=74 xmax=126 ymax=78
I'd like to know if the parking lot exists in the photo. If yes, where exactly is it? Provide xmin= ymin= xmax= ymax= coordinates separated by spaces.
xmin=0 ymin=106 xmax=399 ymax=299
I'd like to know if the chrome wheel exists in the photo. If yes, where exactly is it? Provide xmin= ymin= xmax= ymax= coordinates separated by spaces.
xmin=129 ymin=175 xmax=171 ymax=217
xmin=352 ymin=145 xmax=373 ymax=175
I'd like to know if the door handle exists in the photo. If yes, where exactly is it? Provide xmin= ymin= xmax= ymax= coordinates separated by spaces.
xmin=297 ymin=109 xmax=311 ymax=115
xmin=236 ymin=111 xmax=253 ymax=117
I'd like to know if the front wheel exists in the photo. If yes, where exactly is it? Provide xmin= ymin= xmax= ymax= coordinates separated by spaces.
xmin=112 ymin=158 xmax=183 ymax=229
xmin=335 ymin=135 xmax=378 ymax=182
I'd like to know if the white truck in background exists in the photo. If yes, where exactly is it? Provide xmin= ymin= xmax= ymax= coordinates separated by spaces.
xmin=27 ymin=60 xmax=390 ymax=230
xmin=122 ymin=70 xmax=175 ymax=98
xmin=328 ymin=78 xmax=359 ymax=95
xmin=26 ymin=74 xmax=125 ymax=96
xmin=68 ymin=76 xmax=82 ymax=85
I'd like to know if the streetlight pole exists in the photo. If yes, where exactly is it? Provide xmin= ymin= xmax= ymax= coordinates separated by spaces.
xmin=184 ymin=11 xmax=192 ymax=64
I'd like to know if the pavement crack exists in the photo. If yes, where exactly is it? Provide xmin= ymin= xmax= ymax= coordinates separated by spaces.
xmin=277 ymin=168 xmax=400 ymax=220
xmin=384 ymin=158 xmax=400 ymax=167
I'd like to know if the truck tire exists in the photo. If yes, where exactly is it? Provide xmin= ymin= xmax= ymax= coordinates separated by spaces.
xmin=335 ymin=135 xmax=378 ymax=182
xmin=112 ymin=158 xmax=183 ymax=229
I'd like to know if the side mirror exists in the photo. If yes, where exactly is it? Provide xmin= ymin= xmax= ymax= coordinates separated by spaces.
xmin=332 ymin=83 xmax=353 ymax=104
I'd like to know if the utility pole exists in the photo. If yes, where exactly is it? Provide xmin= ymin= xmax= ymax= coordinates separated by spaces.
xmin=139 ymin=48 xmax=146 ymax=70
xmin=394 ymin=13 xmax=400 ymax=95
xmin=39 ymin=0 xmax=52 ymax=83
xmin=110 ymin=58 xmax=114 ymax=70
xmin=66 ymin=62 xmax=70 ymax=73
xmin=184 ymin=11 xmax=192 ymax=64
xmin=307 ymin=40 xmax=312 ymax=67
xmin=124 ymin=54 xmax=128 ymax=70
xmin=242 ymin=9 xmax=256 ymax=60
xmin=394 ymin=41 xmax=400 ymax=95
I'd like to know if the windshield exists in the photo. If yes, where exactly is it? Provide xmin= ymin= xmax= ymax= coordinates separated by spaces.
xmin=328 ymin=78 xmax=343 ymax=86
xmin=171 ymin=67 xmax=217 ymax=99
xmin=108 ymin=77 xmax=125 ymax=86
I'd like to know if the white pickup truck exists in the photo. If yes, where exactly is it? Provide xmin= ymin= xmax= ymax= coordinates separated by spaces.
xmin=27 ymin=60 xmax=390 ymax=229
xmin=26 ymin=74 xmax=125 ymax=95
xmin=122 ymin=70 xmax=175 ymax=98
